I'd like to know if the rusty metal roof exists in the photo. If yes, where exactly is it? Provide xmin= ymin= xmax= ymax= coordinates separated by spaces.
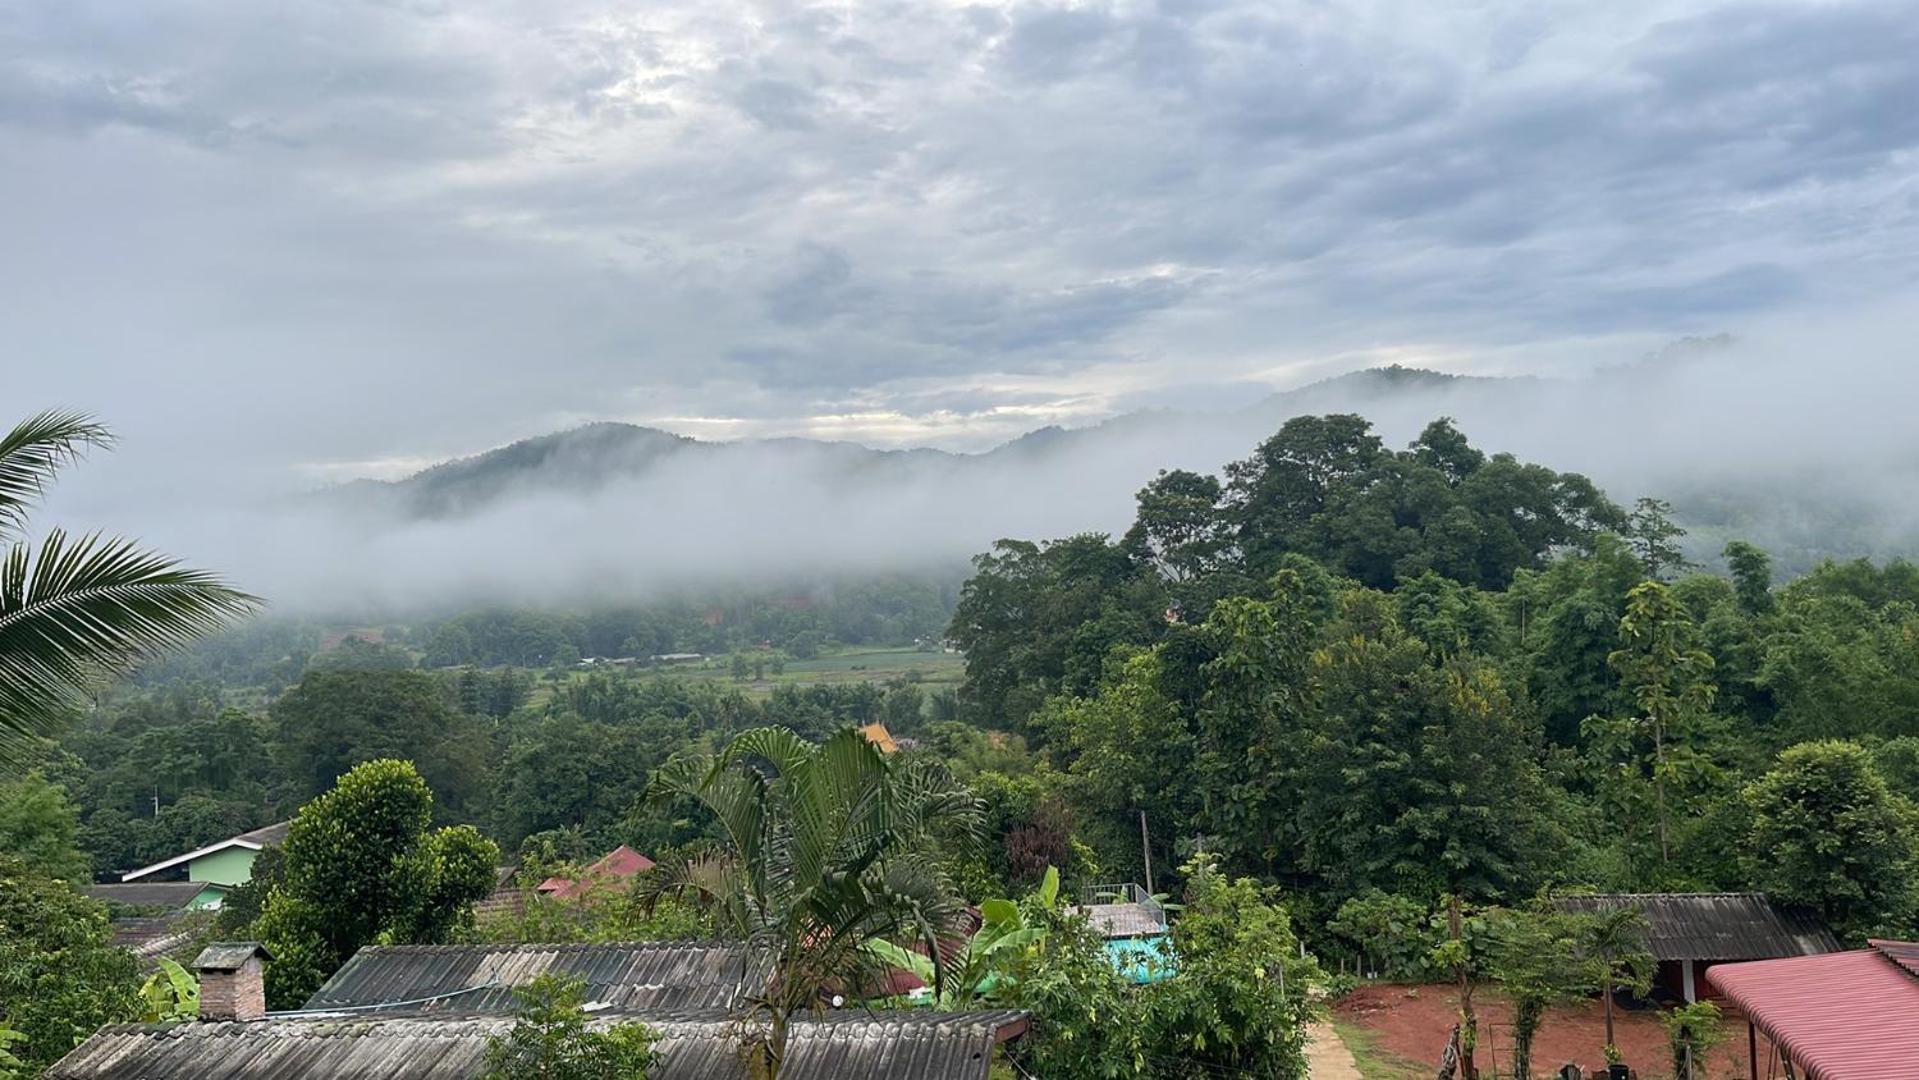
xmin=47 ymin=1009 xmax=1030 ymax=1079
xmin=305 ymin=942 xmax=771 ymax=1013
xmin=1708 ymin=949 xmax=1919 ymax=1079
xmin=1551 ymin=893 xmax=1839 ymax=961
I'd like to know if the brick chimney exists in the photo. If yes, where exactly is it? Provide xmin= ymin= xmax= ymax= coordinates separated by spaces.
xmin=193 ymin=942 xmax=273 ymax=1022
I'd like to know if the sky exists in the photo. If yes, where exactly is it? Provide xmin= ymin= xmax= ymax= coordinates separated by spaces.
xmin=5 ymin=0 xmax=1916 ymax=485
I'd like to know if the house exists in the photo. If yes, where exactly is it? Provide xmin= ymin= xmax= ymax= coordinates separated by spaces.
xmin=534 ymin=845 xmax=655 ymax=900
xmin=117 ymin=821 xmax=290 ymax=910
xmin=1552 ymin=892 xmax=1839 ymax=1002
xmin=49 ymin=1011 xmax=1032 ymax=1079
xmin=49 ymin=942 xmax=1032 ymax=1079
xmin=1707 ymin=939 xmax=1919 ymax=1079
xmin=85 ymin=881 xmax=214 ymax=962
xmin=305 ymin=942 xmax=770 ymax=1013
xmin=1066 ymin=883 xmax=1174 ymax=985
xmin=858 ymin=722 xmax=899 ymax=754
xmin=469 ymin=864 xmax=529 ymax=919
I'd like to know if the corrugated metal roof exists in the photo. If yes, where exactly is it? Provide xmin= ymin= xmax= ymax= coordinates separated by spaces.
xmin=234 ymin=821 xmax=291 ymax=847
xmin=1066 ymin=903 xmax=1167 ymax=939
xmin=305 ymin=943 xmax=771 ymax=1013
xmin=1707 ymin=949 xmax=1919 ymax=1079
xmin=48 ymin=1009 xmax=1029 ymax=1079
xmin=109 ymin=917 xmax=195 ymax=959
xmin=1551 ymin=893 xmax=1839 ymax=961
xmin=86 ymin=881 xmax=212 ymax=910
xmin=535 ymin=846 xmax=656 ymax=899
xmin=1869 ymin=939 xmax=1919 ymax=980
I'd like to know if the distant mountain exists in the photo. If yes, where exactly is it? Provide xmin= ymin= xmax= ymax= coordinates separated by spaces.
xmin=316 ymin=356 xmax=1919 ymax=580
xmin=327 ymin=365 xmax=1559 ymax=524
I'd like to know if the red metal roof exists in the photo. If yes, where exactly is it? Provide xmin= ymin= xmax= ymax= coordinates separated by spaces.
xmin=1870 ymin=938 xmax=1919 ymax=980
xmin=534 ymin=846 xmax=656 ymax=899
xmin=1707 ymin=948 xmax=1919 ymax=1079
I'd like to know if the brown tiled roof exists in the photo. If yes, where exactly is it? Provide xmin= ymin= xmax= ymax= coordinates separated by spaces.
xmin=305 ymin=942 xmax=770 ymax=1013
xmin=1552 ymin=893 xmax=1840 ymax=961
xmin=48 ymin=1009 xmax=1030 ymax=1079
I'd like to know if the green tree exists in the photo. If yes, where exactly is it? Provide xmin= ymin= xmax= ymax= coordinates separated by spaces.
xmin=1625 ymin=497 xmax=1697 ymax=581
xmin=1723 ymin=541 xmax=1775 ymax=616
xmin=1575 ymin=906 xmax=1653 ymax=1059
xmin=255 ymin=759 xmax=500 ymax=1006
xmin=1743 ymin=741 xmax=1918 ymax=942
xmin=1122 ymin=469 xmax=1224 ymax=584
xmin=1585 ymin=581 xmax=1720 ymax=875
xmin=1038 ymin=649 xmax=1194 ymax=884
xmin=1146 ymin=856 xmax=1317 ymax=1078
xmin=0 ymin=855 xmax=140 ymax=1072
xmin=1486 ymin=908 xmax=1590 ymax=1080
xmin=0 ymin=411 xmax=256 ymax=768
xmin=639 ymin=727 xmax=980 ymax=1079
xmin=271 ymin=668 xmax=486 ymax=815
xmin=1327 ymin=891 xmax=1436 ymax=979
xmin=482 ymin=974 xmax=659 ymax=1080
xmin=1300 ymin=610 xmax=1553 ymax=901
xmin=1193 ymin=580 xmax=1317 ymax=878
xmin=0 ymin=771 xmax=88 ymax=881
xmin=1660 ymin=1000 xmax=1725 ymax=1080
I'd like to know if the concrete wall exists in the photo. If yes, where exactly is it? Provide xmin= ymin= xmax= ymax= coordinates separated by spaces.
xmin=188 ymin=847 xmax=259 ymax=887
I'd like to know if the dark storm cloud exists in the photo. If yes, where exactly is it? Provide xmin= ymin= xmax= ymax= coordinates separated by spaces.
xmin=4 ymin=0 xmax=1917 ymax=495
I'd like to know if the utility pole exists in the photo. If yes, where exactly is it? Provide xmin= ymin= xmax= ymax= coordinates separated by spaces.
xmin=1138 ymin=809 xmax=1154 ymax=896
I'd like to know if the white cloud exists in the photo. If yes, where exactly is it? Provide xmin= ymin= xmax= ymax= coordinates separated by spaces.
xmin=4 ymin=0 xmax=1917 ymax=476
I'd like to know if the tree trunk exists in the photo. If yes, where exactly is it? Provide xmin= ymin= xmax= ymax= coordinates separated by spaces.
xmin=1450 ymin=897 xmax=1477 ymax=1080
xmin=1653 ymin=718 xmax=1669 ymax=866
xmin=1603 ymin=976 xmax=1617 ymax=1049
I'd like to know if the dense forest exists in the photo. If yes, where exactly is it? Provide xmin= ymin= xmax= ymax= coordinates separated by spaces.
xmin=942 ymin=414 xmax=1919 ymax=943
xmin=5 ymin=411 xmax=1918 ymax=1076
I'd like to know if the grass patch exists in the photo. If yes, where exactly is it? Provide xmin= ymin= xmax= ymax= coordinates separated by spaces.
xmin=1332 ymin=1019 xmax=1428 ymax=1080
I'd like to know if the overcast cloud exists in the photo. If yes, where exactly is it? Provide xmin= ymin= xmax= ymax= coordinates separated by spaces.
xmin=4 ymin=0 xmax=1917 ymax=501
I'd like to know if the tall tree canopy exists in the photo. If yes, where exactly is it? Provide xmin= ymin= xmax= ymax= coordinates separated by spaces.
xmin=255 ymin=758 xmax=500 ymax=1006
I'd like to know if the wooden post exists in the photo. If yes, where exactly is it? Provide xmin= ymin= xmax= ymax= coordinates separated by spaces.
xmin=1747 ymin=1021 xmax=1758 ymax=1080
xmin=1682 ymin=959 xmax=1696 ymax=1003
xmin=1138 ymin=810 xmax=1154 ymax=896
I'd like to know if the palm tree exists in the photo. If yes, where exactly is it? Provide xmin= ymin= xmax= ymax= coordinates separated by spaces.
xmin=1576 ymin=905 xmax=1653 ymax=1059
xmin=0 ymin=411 xmax=258 ymax=767
xmin=638 ymin=726 xmax=981 ymax=1080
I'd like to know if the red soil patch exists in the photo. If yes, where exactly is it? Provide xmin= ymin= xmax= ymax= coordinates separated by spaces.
xmin=1334 ymin=983 xmax=1777 ymax=1079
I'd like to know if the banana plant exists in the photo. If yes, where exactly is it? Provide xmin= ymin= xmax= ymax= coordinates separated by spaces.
xmin=865 ymin=866 xmax=1057 ymax=1006
xmin=139 ymin=958 xmax=201 ymax=1022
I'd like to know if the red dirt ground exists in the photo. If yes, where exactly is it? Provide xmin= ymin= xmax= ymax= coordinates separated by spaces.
xmin=1334 ymin=983 xmax=1783 ymax=1079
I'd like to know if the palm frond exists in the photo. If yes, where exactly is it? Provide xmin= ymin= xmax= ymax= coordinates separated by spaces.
xmin=0 ymin=529 xmax=259 ymax=764
xmin=0 ymin=411 xmax=112 ymax=540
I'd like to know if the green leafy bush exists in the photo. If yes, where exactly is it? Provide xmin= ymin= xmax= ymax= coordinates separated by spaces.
xmin=482 ymin=974 xmax=659 ymax=1080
